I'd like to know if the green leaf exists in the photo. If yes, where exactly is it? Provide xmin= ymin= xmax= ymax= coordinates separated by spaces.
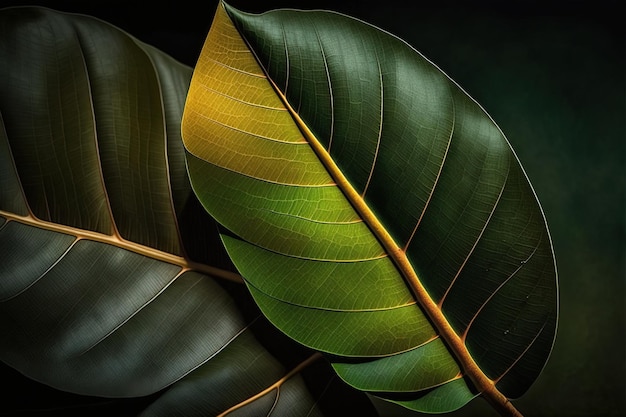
xmin=0 ymin=7 xmax=379 ymax=416
xmin=182 ymin=2 xmax=558 ymax=415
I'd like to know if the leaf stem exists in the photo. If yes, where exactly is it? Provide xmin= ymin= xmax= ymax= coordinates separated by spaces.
xmin=217 ymin=352 xmax=323 ymax=416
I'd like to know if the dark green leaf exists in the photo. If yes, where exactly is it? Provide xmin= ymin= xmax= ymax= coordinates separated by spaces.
xmin=0 ymin=7 xmax=378 ymax=416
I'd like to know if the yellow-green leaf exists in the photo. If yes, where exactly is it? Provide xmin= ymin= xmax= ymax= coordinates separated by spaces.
xmin=183 ymin=2 xmax=558 ymax=415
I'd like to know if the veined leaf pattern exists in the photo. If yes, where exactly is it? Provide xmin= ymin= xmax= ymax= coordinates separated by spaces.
xmin=182 ymin=2 xmax=558 ymax=415
xmin=0 ymin=7 xmax=377 ymax=416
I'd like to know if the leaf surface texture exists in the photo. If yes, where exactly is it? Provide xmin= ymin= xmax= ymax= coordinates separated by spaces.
xmin=182 ymin=2 xmax=558 ymax=412
xmin=0 ymin=7 xmax=379 ymax=416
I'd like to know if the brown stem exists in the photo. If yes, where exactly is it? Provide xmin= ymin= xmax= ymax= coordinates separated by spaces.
xmin=0 ymin=210 xmax=244 ymax=284
xmin=217 ymin=352 xmax=323 ymax=416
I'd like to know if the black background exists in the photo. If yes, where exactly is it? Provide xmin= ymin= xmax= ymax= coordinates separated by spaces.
xmin=0 ymin=1 xmax=624 ymax=416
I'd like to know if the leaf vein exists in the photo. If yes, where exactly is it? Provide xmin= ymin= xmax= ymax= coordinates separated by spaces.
xmin=361 ymin=51 xmax=383 ymax=197
xmin=73 ymin=28 xmax=120 ymax=238
xmin=205 ymin=57 xmax=266 ymax=78
xmin=142 ymin=44 xmax=186 ymax=258
xmin=0 ymin=237 xmax=79 ymax=303
xmin=281 ymin=22 xmax=289 ymax=94
xmin=194 ymin=113 xmax=308 ymax=144
xmin=262 ymin=209 xmax=362 ymax=225
xmin=199 ymin=84 xmax=287 ymax=111
xmin=439 ymin=163 xmax=510 ymax=307
xmin=313 ymin=26 xmax=334 ymax=152
xmin=403 ymin=87 xmax=455 ymax=251
xmin=0 ymin=110 xmax=33 ymax=217
xmin=77 ymin=267 xmax=185 ymax=356
xmin=461 ymin=236 xmax=542 ymax=341
xmin=495 ymin=318 xmax=549 ymax=384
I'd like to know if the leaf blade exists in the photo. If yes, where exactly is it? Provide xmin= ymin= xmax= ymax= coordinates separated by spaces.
xmin=183 ymin=2 xmax=558 ymax=414
xmin=0 ymin=7 xmax=368 ymax=416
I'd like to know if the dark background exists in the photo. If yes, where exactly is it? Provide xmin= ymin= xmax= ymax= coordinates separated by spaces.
xmin=0 ymin=1 xmax=623 ymax=416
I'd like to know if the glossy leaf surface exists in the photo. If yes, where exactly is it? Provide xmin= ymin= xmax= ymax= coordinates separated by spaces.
xmin=182 ymin=2 xmax=558 ymax=414
xmin=0 ymin=7 xmax=379 ymax=416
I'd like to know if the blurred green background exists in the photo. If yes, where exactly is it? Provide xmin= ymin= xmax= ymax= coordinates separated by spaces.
xmin=0 ymin=0 xmax=623 ymax=416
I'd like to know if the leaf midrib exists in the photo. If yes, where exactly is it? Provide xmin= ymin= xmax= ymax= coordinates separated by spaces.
xmin=0 ymin=210 xmax=243 ymax=284
xmin=253 ymin=53 xmax=522 ymax=417
xmin=216 ymin=352 xmax=322 ymax=417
